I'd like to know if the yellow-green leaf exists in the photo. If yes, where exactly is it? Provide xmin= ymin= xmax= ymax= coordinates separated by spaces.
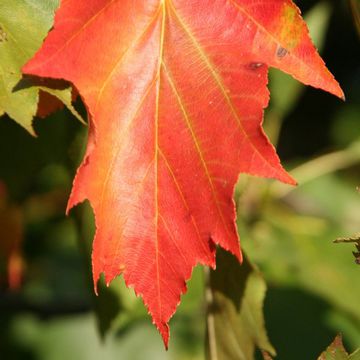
xmin=206 ymin=249 xmax=275 ymax=360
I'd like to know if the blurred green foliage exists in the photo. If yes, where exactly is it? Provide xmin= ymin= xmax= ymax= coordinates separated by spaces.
xmin=0 ymin=0 xmax=359 ymax=359
xmin=206 ymin=250 xmax=275 ymax=360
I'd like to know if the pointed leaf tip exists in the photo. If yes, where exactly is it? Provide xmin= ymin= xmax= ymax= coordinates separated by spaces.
xmin=160 ymin=323 xmax=170 ymax=350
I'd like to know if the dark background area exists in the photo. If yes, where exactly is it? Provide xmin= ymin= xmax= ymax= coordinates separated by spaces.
xmin=0 ymin=1 xmax=359 ymax=359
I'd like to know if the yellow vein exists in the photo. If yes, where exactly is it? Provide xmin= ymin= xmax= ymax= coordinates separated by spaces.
xmin=162 ymin=62 xmax=233 ymax=239
xmin=94 ymin=4 xmax=163 ymax=113
xmin=154 ymin=0 xmax=166 ymax=319
xmin=167 ymin=1 xmax=284 ymax=173
xmin=159 ymin=149 xmax=209 ymax=256
xmin=159 ymin=250 xmax=178 ymax=279
xmin=228 ymin=0 xmax=328 ymax=78
xmin=159 ymin=213 xmax=189 ymax=268
xmin=98 ymin=76 xmax=157 ymax=218
xmin=96 ymin=6 xmax=163 ymax=216
xmin=27 ymin=0 xmax=118 ymax=69
xmin=108 ymin=158 xmax=155 ymax=274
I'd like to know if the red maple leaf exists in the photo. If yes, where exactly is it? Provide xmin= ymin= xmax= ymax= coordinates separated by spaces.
xmin=23 ymin=0 xmax=343 ymax=346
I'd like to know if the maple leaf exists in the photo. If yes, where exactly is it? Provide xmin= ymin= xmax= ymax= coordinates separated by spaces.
xmin=23 ymin=0 xmax=343 ymax=346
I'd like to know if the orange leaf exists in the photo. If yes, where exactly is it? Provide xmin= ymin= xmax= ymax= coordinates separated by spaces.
xmin=23 ymin=0 xmax=343 ymax=346
xmin=0 ymin=184 xmax=24 ymax=290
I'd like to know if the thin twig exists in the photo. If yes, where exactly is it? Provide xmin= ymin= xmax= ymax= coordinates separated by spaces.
xmin=204 ymin=267 xmax=219 ymax=360
xmin=270 ymin=141 xmax=360 ymax=198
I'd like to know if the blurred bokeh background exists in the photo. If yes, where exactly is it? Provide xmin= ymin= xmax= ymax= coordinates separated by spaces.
xmin=0 ymin=0 xmax=359 ymax=359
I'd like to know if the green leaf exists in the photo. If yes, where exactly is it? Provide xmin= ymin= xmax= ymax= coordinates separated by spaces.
xmin=206 ymin=249 xmax=275 ymax=360
xmin=243 ymin=174 xmax=360 ymax=321
xmin=39 ymin=86 xmax=85 ymax=125
xmin=0 ymin=0 xmax=84 ymax=133
xmin=318 ymin=335 xmax=360 ymax=360
xmin=238 ymin=173 xmax=360 ymax=354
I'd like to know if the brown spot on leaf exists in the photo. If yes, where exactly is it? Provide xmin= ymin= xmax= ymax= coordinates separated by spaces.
xmin=276 ymin=46 xmax=288 ymax=58
xmin=248 ymin=62 xmax=264 ymax=70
